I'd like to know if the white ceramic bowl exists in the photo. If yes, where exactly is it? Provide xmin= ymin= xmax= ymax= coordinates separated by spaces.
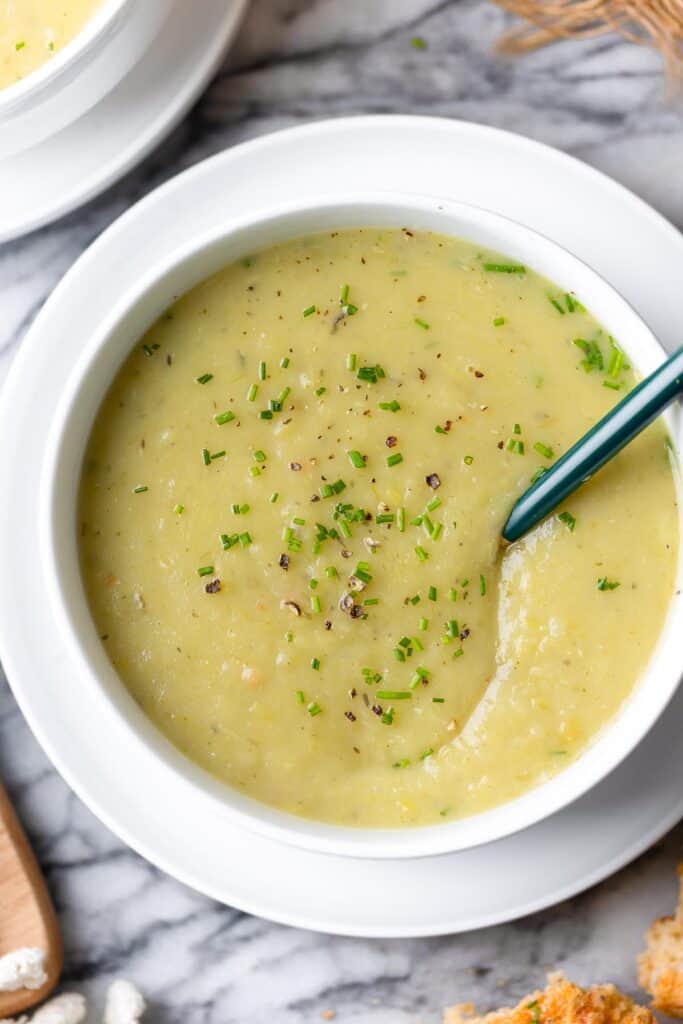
xmin=39 ymin=193 xmax=683 ymax=860
xmin=0 ymin=0 xmax=171 ymax=159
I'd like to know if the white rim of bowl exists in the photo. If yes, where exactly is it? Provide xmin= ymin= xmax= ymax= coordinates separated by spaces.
xmin=39 ymin=191 xmax=683 ymax=860
xmin=0 ymin=0 xmax=129 ymax=110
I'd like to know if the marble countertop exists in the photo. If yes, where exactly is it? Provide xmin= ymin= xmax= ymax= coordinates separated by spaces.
xmin=2 ymin=1 xmax=683 ymax=1020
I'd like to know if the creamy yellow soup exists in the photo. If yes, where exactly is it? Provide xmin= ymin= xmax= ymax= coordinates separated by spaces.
xmin=1 ymin=1 xmax=101 ymax=89
xmin=78 ymin=229 xmax=679 ymax=828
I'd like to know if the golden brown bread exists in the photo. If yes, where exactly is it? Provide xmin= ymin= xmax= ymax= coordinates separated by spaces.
xmin=444 ymin=972 xmax=654 ymax=1024
xmin=638 ymin=863 xmax=683 ymax=1016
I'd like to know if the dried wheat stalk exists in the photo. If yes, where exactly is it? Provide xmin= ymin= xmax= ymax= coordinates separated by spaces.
xmin=492 ymin=0 xmax=683 ymax=75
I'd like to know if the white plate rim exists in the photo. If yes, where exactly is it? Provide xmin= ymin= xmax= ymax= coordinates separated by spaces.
xmin=1 ymin=114 xmax=682 ymax=937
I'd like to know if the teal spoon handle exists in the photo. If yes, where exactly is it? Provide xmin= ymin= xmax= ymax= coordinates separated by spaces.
xmin=502 ymin=345 xmax=683 ymax=544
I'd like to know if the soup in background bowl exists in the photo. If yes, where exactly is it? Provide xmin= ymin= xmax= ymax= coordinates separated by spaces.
xmin=40 ymin=196 xmax=683 ymax=859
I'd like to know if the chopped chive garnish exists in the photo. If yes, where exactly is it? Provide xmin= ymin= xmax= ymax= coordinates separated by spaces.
xmin=269 ymin=492 xmax=279 ymax=503
xmin=214 ymin=410 xmax=236 ymax=425
xmin=448 ymin=587 xmax=457 ymax=601
xmin=286 ymin=631 xmax=294 ymax=643
xmin=311 ymin=657 xmax=320 ymax=670
xmin=201 ymin=448 xmax=211 ymax=465
xmin=247 ymin=383 xmax=258 ymax=402
xmin=414 ymin=317 xmax=430 ymax=330
xmin=453 ymin=648 xmax=464 ymax=659
xmin=565 ymin=293 xmax=576 ymax=312
xmin=387 ymin=452 xmax=403 ymax=467
xmin=346 ymin=353 xmax=357 ymax=371
xmin=340 ymin=284 xmax=350 ymax=304
xmin=348 ymin=450 xmax=366 ymax=469
xmin=15 ymin=41 xmax=26 ymax=50
xmin=295 ymin=690 xmax=305 ymax=704
xmin=311 ymin=595 xmax=322 ymax=613
xmin=597 ymin=577 xmax=620 ymax=591
xmin=411 ymin=635 xmax=424 ymax=650
xmin=307 ymin=702 xmax=322 ymax=716
xmin=210 ymin=450 xmax=226 ymax=461
xmin=415 ymin=545 xmax=429 ymax=562
xmin=376 ymin=513 xmax=395 ymax=524
xmin=197 ymin=565 xmax=214 ymax=577
xmin=428 ymin=586 xmax=437 ymax=601
xmin=549 ymin=297 xmax=565 ymax=316
xmin=316 ymin=386 xmax=327 ymax=397
xmin=254 ymin=450 xmax=266 ymax=462
xmin=419 ymin=617 xmax=429 ymax=631
xmin=432 ymin=697 xmax=445 ymax=703
xmin=293 ymin=517 xmax=305 ymax=526
xmin=431 ymin=522 xmax=443 ymax=541
xmin=195 ymin=373 xmax=213 ymax=385
xmin=258 ymin=360 xmax=266 ymax=381
xmin=239 ymin=532 xmax=252 ymax=547
xmin=410 ymin=594 xmax=421 ymax=605
xmin=377 ymin=690 xmax=411 ymax=700
xmin=379 ymin=399 xmax=401 ymax=412
xmin=393 ymin=758 xmax=410 ymax=768
xmin=173 ymin=503 xmax=184 ymax=515
xmin=446 ymin=619 xmax=459 ymax=638
xmin=530 ymin=466 xmax=547 ymax=484
xmin=506 ymin=438 xmax=525 ymax=455
xmin=249 ymin=466 xmax=261 ymax=477
xmin=303 ymin=305 xmax=316 ymax=318
xmin=132 ymin=484 xmax=148 ymax=494
xmin=325 ymin=566 xmax=337 ymax=578
xmin=558 ymin=510 xmax=576 ymax=531
xmin=479 ymin=574 xmax=486 ymax=596
xmin=493 ymin=316 xmax=506 ymax=327
xmin=411 ymin=35 xmax=427 ymax=49
xmin=397 ymin=507 xmax=406 ymax=532
xmin=364 ymin=597 xmax=380 ymax=606
xmin=277 ymin=386 xmax=291 ymax=405
xmin=280 ymin=356 xmax=290 ymax=368
xmin=259 ymin=409 xmax=272 ymax=421
xmin=608 ymin=345 xmax=624 ymax=378
xmin=419 ymin=748 xmax=433 ymax=760
xmin=426 ymin=497 xmax=441 ymax=512
xmin=357 ymin=364 xmax=386 ymax=383
xmin=483 ymin=263 xmax=526 ymax=274
xmin=533 ymin=441 xmax=553 ymax=459
xmin=463 ymin=455 xmax=474 ymax=465
xmin=603 ymin=380 xmax=622 ymax=390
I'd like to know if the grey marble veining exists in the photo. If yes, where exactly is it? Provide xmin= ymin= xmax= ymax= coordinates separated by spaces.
xmin=1 ymin=1 xmax=683 ymax=1020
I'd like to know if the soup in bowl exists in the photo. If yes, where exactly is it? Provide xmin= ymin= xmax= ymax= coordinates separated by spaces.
xmin=40 ymin=195 xmax=682 ymax=858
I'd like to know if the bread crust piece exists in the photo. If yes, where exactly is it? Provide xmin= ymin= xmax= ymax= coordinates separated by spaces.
xmin=444 ymin=972 xmax=654 ymax=1024
xmin=638 ymin=863 xmax=683 ymax=1017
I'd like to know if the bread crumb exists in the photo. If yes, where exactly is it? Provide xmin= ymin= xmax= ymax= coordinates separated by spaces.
xmin=639 ymin=863 xmax=683 ymax=1016
xmin=444 ymin=972 xmax=654 ymax=1024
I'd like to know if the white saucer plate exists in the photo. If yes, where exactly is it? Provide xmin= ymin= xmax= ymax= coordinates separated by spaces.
xmin=1 ymin=116 xmax=682 ymax=937
xmin=0 ymin=0 xmax=248 ymax=243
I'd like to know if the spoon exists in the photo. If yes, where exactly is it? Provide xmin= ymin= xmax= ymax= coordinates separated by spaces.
xmin=502 ymin=346 xmax=683 ymax=544
xmin=0 ymin=782 xmax=62 ymax=1019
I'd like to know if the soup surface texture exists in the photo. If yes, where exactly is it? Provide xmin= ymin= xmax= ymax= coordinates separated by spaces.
xmin=79 ymin=229 xmax=679 ymax=828
xmin=1 ymin=0 xmax=101 ymax=89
